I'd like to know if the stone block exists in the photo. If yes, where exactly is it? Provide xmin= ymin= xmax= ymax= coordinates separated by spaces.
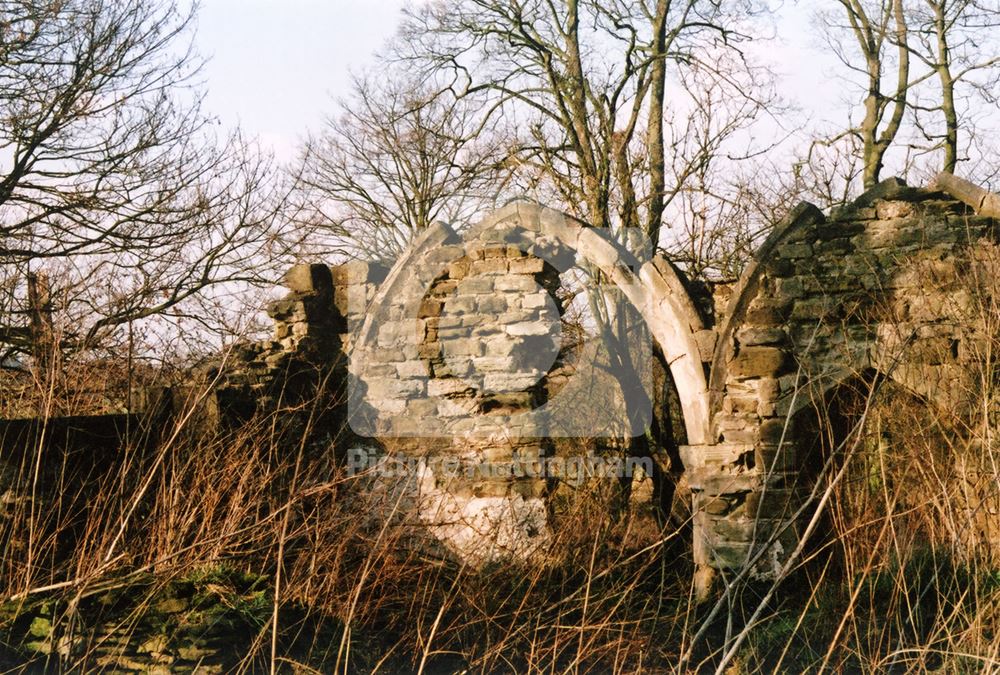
xmin=757 ymin=418 xmax=791 ymax=445
xmin=723 ymin=396 xmax=758 ymax=415
xmin=508 ymin=256 xmax=547 ymax=274
xmin=777 ymin=243 xmax=813 ymax=259
xmin=507 ymin=320 xmax=557 ymax=337
xmin=494 ymin=276 xmax=538 ymax=292
xmin=283 ymin=263 xmax=333 ymax=295
xmin=377 ymin=320 xmax=425 ymax=348
xmin=757 ymin=377 xmax=781 ymax=401
xmin=473 ymin=355 xmax=516 ymax=372
xmin=424 ymin=244 xmax=467 ymax=265
xmin=694 ymin=329 xmax=719 ymax=362
xmin=720 ymin=428 xmax=757 ymax=444
xmin=448 ymin=259 xmax=471 ymax=279
xmin=737 ymin=327 xmax=787 ymax=347
xmin=471 ymin=258 xmax=508 ymax=275
xmin=775 ymin=277 xmax=805 ymax=299
xmin=484 ymin=372 xmax=542 ymax=392
xmin=709 ymin=542 xmax=752 ymax=569
xmin=729 ymin=346 xmax=791 ymax=380
xmin=457 ymin=277 xmax=494 ymax=294
xmin=680 ymin=443 xmax=753 ymax=470
xmin=520 ymin=292 xmax=550 ymax=310
xmin=433 ymin=279 xmax=459 ymax=295
xmin=745 ymin=300 xmax=792 ymax=325
xmin=790 ymin=297 xmax=834 ymax=321
xmin=876 ymin=200 xmax=915 ymax=219
xmin=364 ymin=377 xmax=425 ymax=400
xmin=814 ymin=238 xmax=854 ymax=256
xmin=331 ymin=259 xmax=389 ymax=286
xmin=442 ymin=337 xmax=484 ymax=357
xmin=756 ymin=443 xmax=797 ymax=473
xmin=814 ymin=220 xmax=867 ymax=240
xmin=477 ymin=296 xmax=508 ymax=314
xmin=418 ymin=298 xmax=443 ymax=318
xmin=712 ymin=517 xmax=763 ymax=543
xmin=443 ymin=296 xmax=477 ymax=314
xmin=485 ymin=336 xmax=518 ymax=356
xmin=267 ymin=298 xmax=307 ymax=322
xmin=438 ymin=398 xmax=476 ymax=417
xmin=697 ymin=494 xmax=737 ymax=516
xmin=687 ymin=468 xmax=761 ymax=494
xmin=428 ymin=378 xmax=474 ymax=397
xmin=396 ymin=360 xmax=430 ymax=378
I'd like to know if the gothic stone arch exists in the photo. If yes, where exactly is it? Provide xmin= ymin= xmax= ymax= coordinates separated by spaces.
xmin=348 ymin=201 xmax=712 ymax=562
xmin=249 ymin=174 xmax=998 ymax=595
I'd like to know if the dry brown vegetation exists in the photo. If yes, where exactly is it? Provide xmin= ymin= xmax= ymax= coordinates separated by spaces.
xmin=1 ymin=251 xmax=998 ymax=673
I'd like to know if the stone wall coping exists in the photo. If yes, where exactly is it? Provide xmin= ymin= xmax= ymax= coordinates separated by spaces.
xmin=931 ymin=171 xmax=1000 ymax=218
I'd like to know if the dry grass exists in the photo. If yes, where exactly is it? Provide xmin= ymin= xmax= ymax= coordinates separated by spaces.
xmin=1 ymin=247 xmax=998 ymax=673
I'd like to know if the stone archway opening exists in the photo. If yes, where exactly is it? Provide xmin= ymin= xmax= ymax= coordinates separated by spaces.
xmin=347 ymin=202 xmax=711 ymax=566
xmin=210 ymin=174 xmax=999 ymax=601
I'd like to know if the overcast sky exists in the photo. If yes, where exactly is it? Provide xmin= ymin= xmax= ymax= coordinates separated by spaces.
xmin=194 ymin=1 xmax=837 ymax=163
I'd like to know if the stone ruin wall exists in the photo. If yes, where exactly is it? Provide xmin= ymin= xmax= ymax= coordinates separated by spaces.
xmin=195 ymin=174 xmax=999 ymax=595
xmin=694 ymin=176 xmax=1000 ymax=587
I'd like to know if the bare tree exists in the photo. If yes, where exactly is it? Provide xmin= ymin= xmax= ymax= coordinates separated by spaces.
xmin=0 ymin=0 xmax=291 ymax=366
xmin=294 ymin=73 xmax=508 ymax=263
xmin=399 ymin=0 xmax=775 ymax=250
xmin=817 ymin=0 xmax=912 ymax=189
xmin=906 ymin=0 xmax=1000 ymax=175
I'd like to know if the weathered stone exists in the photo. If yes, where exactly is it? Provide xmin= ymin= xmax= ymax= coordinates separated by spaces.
xmin=694 ymin=329 xmax=719 ymax=362
xmin=418 ymin=299 xmax=443 ymax=318
xmin=474 ymin=355 xmax=516 ymax=372
xmin=876 ymin=200 xmax=915 ymax=219
xmin=228 ymin=181 xmax=1000 ymax=588
xmin=442 ymin=337 xmax=485 ymax=357
xmin=729 ymin=346 xmax=791 ymax=379
xmin=737 ymin=327 xmax=787 ymax=347
xmin=745 ymin=300 xmax=792 ymax=325
xmin=777 ymin=243 xmax=813 ymax=259
xmin=484 ymin=372 xmax=542 ymax=391
xmin=471 ymin=258 xmax=508 ymax=275
xmin=396 ymin=360 xmax=430 ymax=378
xmin=477 ymin=295 xmax=508 ymax=314
xmin=790 ymin=297 xmax=835 ymax=321
xmin=508 ymin=257 xmax=547 ymax=274
xmin=365 ymin=377 xmax=425 ymax=400
xmin=494 ymin=276 xmax=538 ymax=292
xmin=506 ymin=320 xmax=557 ymax=337
xmin=757 ymin=418 xmax=790 ymax=445
xmin=283 ymin=263 xmax=333 ymax=295
xmin=427 ymin=377 xmax=473 ymax=397
xmin=457 ymin=277 xmax=494 ymax=294
xmin=520 ymin=292 xmax=550 ymax=310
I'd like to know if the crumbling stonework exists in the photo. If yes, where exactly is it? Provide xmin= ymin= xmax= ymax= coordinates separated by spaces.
xmin=347 ymin=203 xmax=711 ymax=561
xmin=694 ymin=176 xmax=1000 ymax=592
xmin=202 ymin=174 xmax=998 ymax=596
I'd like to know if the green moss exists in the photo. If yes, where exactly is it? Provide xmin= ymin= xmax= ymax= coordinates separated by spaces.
xmin=27 ymin=616 xmax=51 ymax=639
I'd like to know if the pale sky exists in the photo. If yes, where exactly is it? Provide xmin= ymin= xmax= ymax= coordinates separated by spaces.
xmin=195 ymin=0 xmax=407 ymax=160
xmin=193 ymin=1 xmax=837 ymax=163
